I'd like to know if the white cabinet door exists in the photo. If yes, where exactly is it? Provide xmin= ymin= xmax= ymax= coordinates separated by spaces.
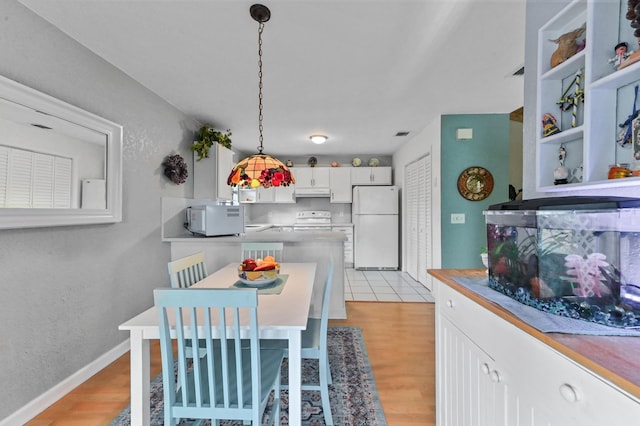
xmin=435 ymin=279 xmax=640 ymax=426
xmin=351 ymin=166 xmax=392 ymax=185
xmin=274 ymin=185 xmax=295 ymax=203
xmin=330 ymin=167 xmax=352 ymax=203
xmin=438 ymin=315 xmax=508 ymax=426
xmin=291 ymin=167 xmax=330 ymax=190
xmin=255 ymin=186 xmax=275 ymax=203
xmin=193 ymin=144 xmax=234 ymax=202
xmin=332 ymin=225 xmax=353 ymax=266
xmin=290 ymin=167 xmax=311 ymax=187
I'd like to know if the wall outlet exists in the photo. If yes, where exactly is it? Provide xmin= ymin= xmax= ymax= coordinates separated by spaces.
xmin=451 ymin=213 xmax=465 ymax=224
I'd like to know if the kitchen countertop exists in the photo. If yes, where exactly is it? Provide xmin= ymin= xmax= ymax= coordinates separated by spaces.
xmin=428 ymin=268 xmax=640 ymax=401
xmin=163 ymin=229 xmax=347 ymax=243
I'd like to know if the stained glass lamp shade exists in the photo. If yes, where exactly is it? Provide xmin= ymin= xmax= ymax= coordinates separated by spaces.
xmin=227 ymin=153 xmax=294 ymax=188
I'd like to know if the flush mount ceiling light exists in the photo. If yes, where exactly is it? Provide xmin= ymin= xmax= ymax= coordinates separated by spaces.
xmin=309 ymin=135 xmax=328 ymax=144
xmin=227 ymin=4 xmax=294 ymax=189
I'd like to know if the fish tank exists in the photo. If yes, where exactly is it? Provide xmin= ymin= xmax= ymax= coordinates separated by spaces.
xmin=484 ymin=197 xmax=640 ymax=328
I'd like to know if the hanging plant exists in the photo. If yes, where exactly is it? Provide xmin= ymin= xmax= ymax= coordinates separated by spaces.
xmin=162 ymin=154 xmax=188 ymax=185
xmin=191 ymin=125 xmax=232 ymax=161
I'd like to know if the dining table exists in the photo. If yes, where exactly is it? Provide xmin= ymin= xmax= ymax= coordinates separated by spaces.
xmin=118 ymin=261 xmax=317 ymax=426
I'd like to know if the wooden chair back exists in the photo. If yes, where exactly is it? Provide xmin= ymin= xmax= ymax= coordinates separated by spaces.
xmin=154 ymin=287 xmax=282 ymax=425
xmin=167 ymin=252 xmax=207 ymax=288
xmin=241 ymin=242 xmax=283 ymax=261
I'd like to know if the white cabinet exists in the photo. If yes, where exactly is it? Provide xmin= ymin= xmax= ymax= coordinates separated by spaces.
xmin=239 ymin=185 xmax=295 ymax=203
xmin=291 ymin=167 xmax=330 ymax=190
xmin=329 ymin=167 xmax=352 ymax=203
xmin=536 ymin=0 xmax=640 ymax=191
xmin=435 ymin=279 xmax=640 ymax=426
xmin=193 ymin=144 xmax=234 ymax=201
xmin=273 ymin=185 xmax=295 ymax=203
xmin=351 ymin=166 xmax=392 ymax=185
xmin=332 ymin=225 xmax=353 ymax=267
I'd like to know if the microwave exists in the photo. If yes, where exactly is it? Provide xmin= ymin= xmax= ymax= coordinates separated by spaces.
xmin=187 ymin=204 xmax=245 ymax=236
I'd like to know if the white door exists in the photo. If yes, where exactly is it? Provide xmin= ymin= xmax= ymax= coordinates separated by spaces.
xmin=404 ymin=154 xmax=431 ymax=288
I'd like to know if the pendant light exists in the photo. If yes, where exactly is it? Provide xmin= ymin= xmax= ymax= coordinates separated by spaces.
xmin=227 ymin=4 xmax=294 ymax=189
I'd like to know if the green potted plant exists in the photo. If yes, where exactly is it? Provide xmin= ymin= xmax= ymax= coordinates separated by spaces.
xmin=191 ymin=125 xmax=232 ymax=161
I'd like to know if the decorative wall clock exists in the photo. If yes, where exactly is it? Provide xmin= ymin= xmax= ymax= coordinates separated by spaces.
xmin=457 ymin=166 xmax=494 ymax=201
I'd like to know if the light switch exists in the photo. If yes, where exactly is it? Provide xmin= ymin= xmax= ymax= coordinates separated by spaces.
xmin=451 ymin=213 xmax=465 ymax=224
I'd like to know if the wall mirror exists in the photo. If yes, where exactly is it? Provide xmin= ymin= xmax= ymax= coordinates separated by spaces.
xmin=0 ymin=74 xmax=122 ymax=229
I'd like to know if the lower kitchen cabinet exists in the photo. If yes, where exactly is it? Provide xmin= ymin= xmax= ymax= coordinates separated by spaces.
xmin=332 ymin=225 xmax=353 ymax=267
xmin=434 ymin=278 xmax=640 ymax=426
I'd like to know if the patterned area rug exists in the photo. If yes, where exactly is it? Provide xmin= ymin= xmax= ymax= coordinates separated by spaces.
xmin=110 ymin=327 xmax=387 ymax=425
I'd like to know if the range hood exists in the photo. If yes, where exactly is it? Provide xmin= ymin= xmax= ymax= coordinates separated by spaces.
xmin=295 ymin=187 xmax=331 ymax=197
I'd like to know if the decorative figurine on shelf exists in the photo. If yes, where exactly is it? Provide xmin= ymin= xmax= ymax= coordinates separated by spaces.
xmin=307 ymin=156 xmax=317 ymax=167
xmin=286 ymin=159 xmax=294 ymax=167
xmin=554 ymin=144 xmax=570 ymax=185
xmin=617 ymin=84 xmax=639 ymax=147
xmin=633 ymin=115 xmax=640 ymax=160
xmin=549 ymin=23 xmax=586 ymax=68
xmin=351 ymin=157 xmax=362 ymax=167
xmin=542 ymin=113 xmax=561 ymax=137
xmin=620 ymin=0 xmax=640 ymax=69
xmin=608 ymin=42 xmax=634 ymax=68
xmin=556 ymin=69 xmax=584 ymax=128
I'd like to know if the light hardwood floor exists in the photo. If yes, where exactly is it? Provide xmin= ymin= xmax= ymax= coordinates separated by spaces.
xmin=26 ymin=301 xmax=435 ymax=426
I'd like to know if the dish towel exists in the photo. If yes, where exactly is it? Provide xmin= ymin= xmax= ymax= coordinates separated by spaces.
xmin=451 ymin=276 xmax=640 ymax=336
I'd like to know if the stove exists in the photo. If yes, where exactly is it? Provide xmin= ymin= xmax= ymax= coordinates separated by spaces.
xmin=293 ymin=210 xmax=332 ymax=231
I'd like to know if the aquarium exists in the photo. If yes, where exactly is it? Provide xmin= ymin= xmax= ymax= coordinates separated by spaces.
xmin=485 ymin=197 xmax=640 ymax=328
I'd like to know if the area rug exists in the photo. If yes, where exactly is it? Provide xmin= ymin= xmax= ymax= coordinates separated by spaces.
xmin=110 ymin=326 xmax=387 ymax=425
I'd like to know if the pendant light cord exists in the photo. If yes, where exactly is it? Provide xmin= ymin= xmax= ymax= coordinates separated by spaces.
xmin=257 ymin=21 xmax=265 ymax=154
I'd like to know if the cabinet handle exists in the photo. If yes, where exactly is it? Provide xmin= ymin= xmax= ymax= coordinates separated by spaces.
xmin=559 ymin=383 xmax=579 ymax=403
xmin=446 ymin=299 xmax=454 ymax=308
xmin=481 ymin=363 xmax=490 ymax=375
xmin=489 ymin=370 xmax=501 ymax=383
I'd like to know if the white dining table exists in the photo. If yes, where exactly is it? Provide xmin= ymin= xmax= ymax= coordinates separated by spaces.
xmin=119 ymin=262 xmax=317 ymax=426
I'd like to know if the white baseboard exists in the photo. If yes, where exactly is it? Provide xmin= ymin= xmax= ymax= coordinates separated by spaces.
xmin=0 ymin=339 xmax=130 ymax=426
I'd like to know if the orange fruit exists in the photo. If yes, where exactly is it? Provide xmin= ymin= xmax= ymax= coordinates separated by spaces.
xmin=263 ymin=255 xmax=276 ymax=263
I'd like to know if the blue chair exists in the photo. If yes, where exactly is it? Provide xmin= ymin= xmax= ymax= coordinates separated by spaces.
xmin=263 ymin=263 xmax=335 ymax=425
xmin=241 ymin=242 xmax=283 ymax=262
xmin=154 ymin=288 xmax=284 ymax=425
xmin=167 ymin=252 xmax=207 ymax=289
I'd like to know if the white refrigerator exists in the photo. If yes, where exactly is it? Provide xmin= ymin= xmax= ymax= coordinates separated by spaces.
xmin=352 ymin=185 xmax=399 ymax=270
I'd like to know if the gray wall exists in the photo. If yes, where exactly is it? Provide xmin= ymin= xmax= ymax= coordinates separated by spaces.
xmin=0 ymin=1 xmax=199 ymax=419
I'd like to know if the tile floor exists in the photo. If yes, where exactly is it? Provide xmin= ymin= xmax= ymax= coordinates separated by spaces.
xmin=344 ymin=268 xmax=435 ymax=302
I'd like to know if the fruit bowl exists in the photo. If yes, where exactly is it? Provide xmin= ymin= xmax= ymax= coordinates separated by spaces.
xmin=237 ymin=266 xmax=280 ymax=287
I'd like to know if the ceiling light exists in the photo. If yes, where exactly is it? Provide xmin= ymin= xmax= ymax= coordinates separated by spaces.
xmin=227 ymin=4 xmax=294 ymax=189
xmin=310 ymin=135 xmax=328 ymax=144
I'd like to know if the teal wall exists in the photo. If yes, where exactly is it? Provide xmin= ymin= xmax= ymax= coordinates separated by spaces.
xmin=441 ymin=114 xmax=511 ymax=268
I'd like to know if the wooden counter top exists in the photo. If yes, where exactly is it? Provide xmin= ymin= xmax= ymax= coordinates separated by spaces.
xmin=428 ymin=269 xmax=640 ymax=401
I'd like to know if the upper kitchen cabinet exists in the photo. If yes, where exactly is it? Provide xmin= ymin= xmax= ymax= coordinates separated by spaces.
xmin=536 ymin=0 xmax=640 ymax=191
xmin=238 ymin=185 xmax=295 ymax=203
xmin=351 ymin=166 xmax=392 ymax=185
xmin=290 ymin=166 xmax=330 ymax=196
xmin=330 ymin=167 xmax=352 ymax=203
xmin=193 ymin=144 xmax=234 ymax=201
